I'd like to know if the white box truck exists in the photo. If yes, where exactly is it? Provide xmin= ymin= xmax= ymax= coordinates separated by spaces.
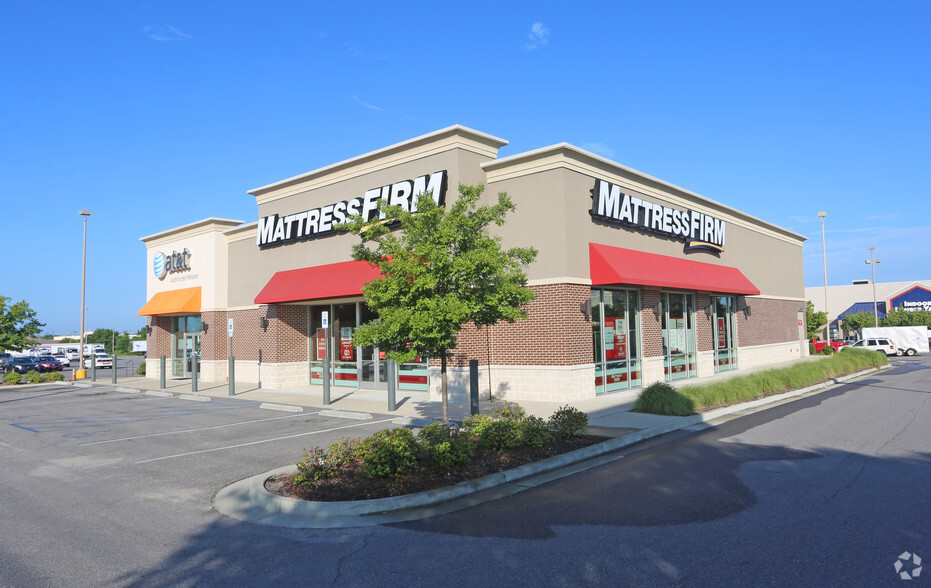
xmin=861 ymin=326 xmax=929 ymax=356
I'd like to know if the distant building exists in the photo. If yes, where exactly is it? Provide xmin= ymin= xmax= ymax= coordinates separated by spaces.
xmin=805 ymin=280 xmax=931 ymax=337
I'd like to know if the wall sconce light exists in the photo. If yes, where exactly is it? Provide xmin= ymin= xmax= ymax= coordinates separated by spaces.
xmin=652 ymin=302 xmax=662 ymax=320
xmin=202 ymin=322 xmax=209 ymax=334
xmin=580 ymin=299 xmax=592 ymax=317
xmin=260 ymin=317 xmax=269 ymax=331
xmin=704 ymin=304 xmax=713 ymax=318
xmin=743 ymin=305 xmax=752 ymax=318
xmin=738 ymin=297 xmax=751 ymax=318
xmin=146 ymin=325 xmax=152 ymax=335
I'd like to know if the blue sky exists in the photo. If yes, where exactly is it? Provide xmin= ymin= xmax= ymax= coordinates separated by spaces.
xmin=2 ymin=1 xmax=929 ymax=335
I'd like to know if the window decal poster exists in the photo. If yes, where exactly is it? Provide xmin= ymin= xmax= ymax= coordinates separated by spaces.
xmin=604 ymin=317 xmax=627 ymax=359
xmin=340 ymin=327 xmax=354 ymax=361
xmin=316 ymin=329 xmax=327 ymax=360
xmin=717 ymin=317 xmax=727 ymax=348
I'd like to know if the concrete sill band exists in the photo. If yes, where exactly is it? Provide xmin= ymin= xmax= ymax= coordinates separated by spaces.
xmin=213 ymin=365 xmax=889 ymax=528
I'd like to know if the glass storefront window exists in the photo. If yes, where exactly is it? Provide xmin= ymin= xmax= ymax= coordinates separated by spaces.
xmin=713 ymin=295 xmax=737 ymax=372
xmin=592 ymin=289 xmax=641 ymax=394
xmin=662 ymin=292 xmax=696 ymax=381
xmin=169 ymin=314 xmax=201 ymax=378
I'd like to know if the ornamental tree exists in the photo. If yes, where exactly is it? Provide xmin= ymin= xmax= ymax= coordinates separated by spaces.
xmin=343 ymin=183 xmax=537 ymax=423
xmin=805 ymin=301 xmax=827 ymax=339
xmin=0 ymin=296 xmax=44 ymax=352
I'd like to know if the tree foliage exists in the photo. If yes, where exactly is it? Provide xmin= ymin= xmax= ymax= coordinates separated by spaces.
xmin=805 ymin=300 xmax=827 ymax=339
xmin=0 ymin=296 xmax=44 ymax=352
xmin=840 ymin=311 xmax=877 ymax=333
xmin=343 ymin=183 xmax=537 ymax=421
xmin=86 ymin=328 xmax=134 ymax=355
xmin=882 ymin=308 xmax=931 ymax=328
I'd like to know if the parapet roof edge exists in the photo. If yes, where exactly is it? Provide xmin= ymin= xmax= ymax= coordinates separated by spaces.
xmin=248 ymin=125 xmax=508 ymax=197
xmin=140 ymin=218 xmax=244 ymax=243
xmin=482 ymin=142 xmax=807 ymax=243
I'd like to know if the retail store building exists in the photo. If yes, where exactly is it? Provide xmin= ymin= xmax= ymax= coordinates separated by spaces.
xmin=139 ymin=126 xmax=808 ymax=402
xmin=806 ymin=280 xmax=931 ymax=337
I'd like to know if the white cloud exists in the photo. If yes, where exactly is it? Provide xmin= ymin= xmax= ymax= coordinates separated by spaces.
xmin=352 ymin=96 xmax=385 ymax=112
xmin=865 ymin=212 xmax=901 ymax=221
xmin=581 ymin=142 xmax=615 ymax=158
xmin=525 ymin=22 xmax=549 ymax=50
xmin=143 ymin=24 xmax=193 ymax=42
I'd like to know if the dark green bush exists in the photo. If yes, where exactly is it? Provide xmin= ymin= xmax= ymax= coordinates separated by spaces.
xmin=4 ymin=371 xmax=20 ymax=385
xmin=416 ymin=422 xmax=451 ymax=446
xmin=489 ymin=400 xmax=526 ymax=421
xmin=428 ymin=435 xmax=476 ymax=470
xmin=519 ymin=415 xmax=552 ymax=447
xmin=295 ymin=447 xmax=330 ymax=484
xmin=820 ymin=346 xmax=834 ymax=355
xmin=42 ymin=372 xmax=65 ymax=382
xmin=634 ymin=382 xmax=696 ymax=416
xmin=808 ymin=343 xmax=817 ymax=355
xmin=136 ymin=362 xmax=146 ymax=375
xmin=461 ymin=413 xmax=492 ymax=436
xmin=361 ymin=428 xmax=420 ymax=478
xmin=548 ymin=405 xmax=589 ymax=439
xmin=473 ymin=419 xmax=522 ymax=453
xmin=25 ymin=370 xmax=42 ymax=384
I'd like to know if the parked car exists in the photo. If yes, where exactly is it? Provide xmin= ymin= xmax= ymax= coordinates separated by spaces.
xmin=52 ymin=354 xmax=71 ymax=367
xmin=8 ymin=356 xmax=40 ymax=374
xmin=35 ymin=356 xmax=63 ymax=372
xmin=92 ymin=353 xmax=113 ymax=368
xmin=842 ymin=338 xmax=897 ymax=356
xmin=811 ymin=338 xmax=848 ymax=353
xmin=66 ymin=351 xmax=80 ymax=361
xmin=0 ymin=352 xmax=12 ymax=371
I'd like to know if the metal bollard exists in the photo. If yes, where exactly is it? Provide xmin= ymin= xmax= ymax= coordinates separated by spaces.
xmin=469 ymin=359 xmax=479 ymax=416
xmin=322 ymin=356 xmax=331 ymax=406
xmin=228 ymin=356 xmax=235 ymax=396
xmin=160 ymin=355 xmax=166 ymax=389
xmin=91 ymin=354 xmax=97 ymax=382
xmin=387 ymin=360 xmax=396 ymax=412
xmin=191 ymin=353 xmax=198 ymax=393
xmin=112 ymin=354 xmax=117 ymax=384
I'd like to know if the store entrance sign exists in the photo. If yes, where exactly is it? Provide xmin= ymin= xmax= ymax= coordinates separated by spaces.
xmin=590 ymin=178 xmax=726 ymax=252
xmin=257 ymin=170 xmax=448 ymax=248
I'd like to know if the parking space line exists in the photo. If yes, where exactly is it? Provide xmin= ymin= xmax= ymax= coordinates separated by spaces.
xmin=79 ymin=412 xmax=319 ymax=445
xmin=135 ymin=417 xmax=396 ymax=464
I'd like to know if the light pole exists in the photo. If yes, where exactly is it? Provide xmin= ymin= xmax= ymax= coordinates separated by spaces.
xmin=866 ymin=246 xmax=881 ymax=328
xmin=818 ymin=211 xmax=829 ymax=342
xmin=79 ymin=210 xmax=91 ymax=375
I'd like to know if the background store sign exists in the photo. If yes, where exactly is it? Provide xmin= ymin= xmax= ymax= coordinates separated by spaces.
xmin=257 ymin=170 xmax=448 ymax=248
xmin=590 ymin=178 xmax=726 ymax=252
xmin=890 ymin=286 xmax=931 ymax=312
xmin=153 ymin=248 xmax=192 ymax=279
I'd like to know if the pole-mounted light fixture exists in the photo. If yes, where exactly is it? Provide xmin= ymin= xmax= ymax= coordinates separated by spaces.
xmin=79 ymin=210 xmax=92 ymax=374
xmin=818 ymin=211 xmax=829 ymax=342
xmin=866 ymin=247 xmax=881 ymax=328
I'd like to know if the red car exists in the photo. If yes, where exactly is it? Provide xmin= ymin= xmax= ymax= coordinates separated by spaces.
xmin=35 ymin=356 xmax=63 ymax=372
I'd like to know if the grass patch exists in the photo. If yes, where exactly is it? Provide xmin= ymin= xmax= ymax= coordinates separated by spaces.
xmin=635 ymin=349 xmax=888 ymax=416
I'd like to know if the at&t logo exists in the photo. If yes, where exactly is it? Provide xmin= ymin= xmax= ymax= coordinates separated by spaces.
xmin=153 ymin=249 xmax=191 ymax=280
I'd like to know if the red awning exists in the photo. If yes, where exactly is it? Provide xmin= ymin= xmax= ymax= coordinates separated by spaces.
xmin=589 ymin=243 xmax=760 ymax=295
xmin=254 ymin=260 xmax=382 ymax=305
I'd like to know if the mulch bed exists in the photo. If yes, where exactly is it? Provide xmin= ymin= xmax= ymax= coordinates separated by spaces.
xmin=265 ymin=435 xmax=606 ymax=502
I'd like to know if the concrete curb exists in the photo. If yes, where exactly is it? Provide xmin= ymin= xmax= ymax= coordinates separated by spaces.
xmin=179 ymin=394 xmax=211 ymax=402
xmin=259 ymin=403 xmax=303 ymax=413
xmin=144 ymin=390 xmax=174 ymax=398
xmin=319 ymin=409 xmax=372 ymax=420
xmin=214 ymin=364 xmax=887 ymax=528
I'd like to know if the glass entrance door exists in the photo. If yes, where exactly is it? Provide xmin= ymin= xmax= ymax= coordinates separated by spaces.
xmin=712 ymin=295 xmax=737 ymax=372
xmin=183 ymin=333 xmax=201 ymax=378
xmin=662 ymin=292 xmax=696 ymax=381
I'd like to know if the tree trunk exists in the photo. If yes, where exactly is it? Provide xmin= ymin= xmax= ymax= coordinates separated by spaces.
xmin=441 ymin=352 xmax=448 ymax=424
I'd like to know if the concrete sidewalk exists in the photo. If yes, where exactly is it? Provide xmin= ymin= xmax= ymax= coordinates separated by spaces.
xmin=74 ymin=354 xmax=828 ymax=434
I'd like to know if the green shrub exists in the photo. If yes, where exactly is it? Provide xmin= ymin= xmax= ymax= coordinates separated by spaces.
xmin=4 ymin=371 xmax=21 ymax=385
xmin=808 ymin=343 xmax=817 ymax=355
xmin=519 ymin=415 xmax=552 ymax=448
xmin=428 ymin=435 xmax=476 ymax=470
xmin=548 ymin=405 xmax=589 ymax=439
xmin=634 ymin=382 xmax=696 ymax=416
xmin=416 ymin=422 xmax=451 ymax=446
xmin=42 ymin=372 xmax=65 ymax=382
xmin=473 ymin=419 xmax=522 ymax=453
xmin=136 ymin=362 xmax=146 ymax=375
xmin=361 ymin=428 xmax=420 ymax=478
xmin=461 ymin=413 xmax=492 ymax=437
xmin=489 ymin=400 xmax=526 ymax=421
xmin=820 ymin=346 xmax=834 ymax=355
xmin=25 ymin=370 xmax=42 ymax=384
xmin=295 ymin=447 xmax=330 ymax=484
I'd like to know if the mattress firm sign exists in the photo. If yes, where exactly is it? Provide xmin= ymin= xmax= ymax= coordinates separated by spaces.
xmin=590 ymin=178 xmax=726 ymax=252
xmin=257 ymin=171 xmax=447 ymax=248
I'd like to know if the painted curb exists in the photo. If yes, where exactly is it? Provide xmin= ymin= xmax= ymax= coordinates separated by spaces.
xmin=144 ymin=390 xmax=174 ymax=398
xmin=219 ymin=365 xmax=888 ymax=526
xmin=116 ymin=387 xmax=141 ymax=394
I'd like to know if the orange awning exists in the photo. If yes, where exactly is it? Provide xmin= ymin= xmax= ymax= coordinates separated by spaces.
xmin=138 ymin=286 xmax=202 ymax=316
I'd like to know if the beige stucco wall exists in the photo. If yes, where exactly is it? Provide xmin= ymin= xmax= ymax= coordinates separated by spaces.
xmin=141 ymin=218 xmax=241 ymax=311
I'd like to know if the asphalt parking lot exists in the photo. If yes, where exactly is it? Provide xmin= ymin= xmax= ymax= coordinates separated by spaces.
xmin=0 ymin=382 xmax=395 ymax=483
